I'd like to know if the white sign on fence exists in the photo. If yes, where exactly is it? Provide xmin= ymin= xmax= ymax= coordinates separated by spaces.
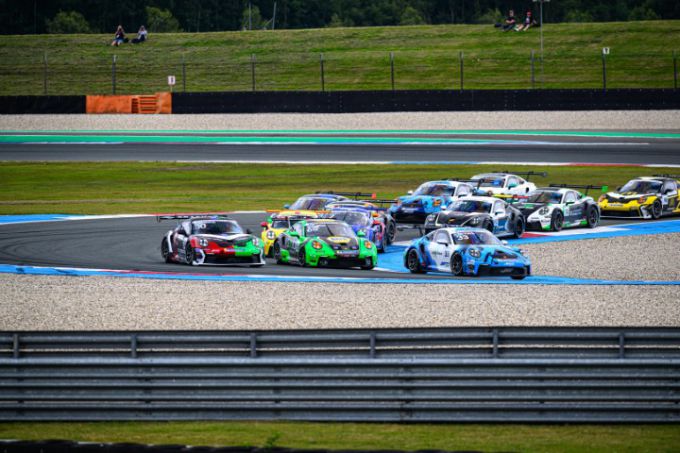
xmin=602 ymin=47 xmax=610 ymax=55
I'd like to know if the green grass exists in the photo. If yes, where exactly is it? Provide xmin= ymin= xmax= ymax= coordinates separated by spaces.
xmin=1 ymin=421 xmax=679 ymax=452
xmin=0 ymin=162 xmax=677 ymax=215
xmin=1 ymin=21 xmax=679 ymax=95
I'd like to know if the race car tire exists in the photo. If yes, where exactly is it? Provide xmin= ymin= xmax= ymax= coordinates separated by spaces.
xmin=450 ymin=253 xmax=464 ymax=276
xmin=406 ymin=249 xmax=425 ymax=274
xmin=586 ymin=205 xmax=600 ymax=228
xmin=483 ymin=221 xmax=494 ymax=233
xmin=550 ymin=210 xmax=564 ymax=232
xmin=512 ymin=218 xmax=525 ymax=239
xmin=511 ymin=274 xmax=526 ymax=280
xmin=161 ymin=238 xmax=172 ymax=263
xmin=651 ymin=200 xmax=662 ymax=219
xmin=386 ymin=222 xmax=397 ymax=245
xmin=273 ymin=242 xmax=284 ymax=265
xmin=360 ymin=257 xmax=375 ymax=270
xmin=185 ymin=244 xmax=196 ymax=266
xmin=298 ymin=248 xmax=307 ymax=267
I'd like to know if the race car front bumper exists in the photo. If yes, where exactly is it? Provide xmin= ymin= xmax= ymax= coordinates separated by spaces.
xmin=474 ymin=264 xmax=531 ymax=278
xmin=195 ymin=247 xmax=266 ymax=266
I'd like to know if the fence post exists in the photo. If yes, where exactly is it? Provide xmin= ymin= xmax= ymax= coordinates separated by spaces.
xmin=390 ymin=51 xmax=395 ymax=91
xmin=251 ymin=54 xmax=256 ymax=91
xmin=459 ymin=51 xmax=464 ymax=92
xmin=320 ymin=53 xmax=325 ymax=92
xmin=530 ymin=50 xmax=535 ymax=89
xmin=601 ymin=50 xmax=607 ymax=92
xmin=674 ymin=50 xmax=677 ymax=90
xmin=182 ymin=55 xmax=186 ymax=92
xmin=112 ymin=54 xmax=117 ymax=95
xmin=43 ymin=52 xmax=48 ymax=95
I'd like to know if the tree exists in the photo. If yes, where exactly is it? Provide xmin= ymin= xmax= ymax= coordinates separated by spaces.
xmin=45 ymin=10 xmax=92 ymax=34
xmin=629 ymin=5 xmax=660 ymax=20
xmin=241 ymin=3 xmax=264 ymax=30
xmin=564 ymin=10 xmax=594 ymax=22
xmin=145 ymin=6 xmax=182 ymax=32
xmin=400 ymin=6 xmax=426 ymax=25
xmin=475 ymin=8 xmax=503 ymax=24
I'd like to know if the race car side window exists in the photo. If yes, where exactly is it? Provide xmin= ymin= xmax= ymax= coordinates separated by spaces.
xmin=662 ymin=181 xmax=676 ymax=194
xmin=181 ymin=221 xmax=191 ymax=236
xmin=564 ymin=192 xmax=577 ymax=203
xmin=293 ymin=222 xmax=304 ymax=236
xmin=457 ymin=185 xmax=471 ymax=196
xmin=507 ymin=176 xmax=520 ymax=187
xmin=494 ymin=201 xmax=505 ymax=214
xmin=434 ymin=230 xmax=450 ymax=244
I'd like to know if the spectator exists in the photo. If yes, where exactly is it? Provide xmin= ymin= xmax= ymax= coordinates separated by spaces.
xmin=517 ymin=11 xmax=536 ymax=31
xmin=132 ymin=25 xmax=148 ymax=44
xmin=502 ymin=10 xmax=517 ymax=32
xmin=111 ymin=25 xmax=126 ymax=46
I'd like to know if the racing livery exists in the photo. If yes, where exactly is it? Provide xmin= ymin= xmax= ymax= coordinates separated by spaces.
xmin=159 ymin=215 xmax=265 ymax=266
xmin=326 ymin=199 xmax=398 ymax=245
xmin=514 ymin=184 xmax=603 ymax=231
xmin=273 ymin=219 xmax=378 ymax=269
xmin=282 ymin=193 xmax=350 ymax=212
xmin=260 ymin=211 xmax=318 ymax=256
xmin=424 ymin=196 xmax=525 ymax=238
xmin=471 ymin=172 xmax=545 ymax=199
xmin=326 ymin=208 xmax=387 ymax=252
xmin=598 ymin=175 xmax=680 ymax=219
xmin=389 ymin=180 xmax=476 ymax=225
xmin=404 ymin=227 xmax=531 ymax=279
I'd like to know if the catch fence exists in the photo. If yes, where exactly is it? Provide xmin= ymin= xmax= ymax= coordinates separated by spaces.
xmin=1 ymin=327 xmax=679 ymax=422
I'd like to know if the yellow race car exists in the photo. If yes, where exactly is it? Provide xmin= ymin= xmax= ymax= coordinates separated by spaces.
xmin=260 ymin=211 xmax=318 ymax=256
xmin=598 ymin=175 xmax=680 ymax=219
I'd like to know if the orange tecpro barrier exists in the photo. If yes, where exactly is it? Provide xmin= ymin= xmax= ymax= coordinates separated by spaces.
xmin=86 ymin=92 xmax=172 ymax=114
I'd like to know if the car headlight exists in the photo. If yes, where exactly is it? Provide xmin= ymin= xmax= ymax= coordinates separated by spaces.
xmin=468 ymin=248 xmax=481 ymax=258
xmin=638 ymin=196 xmax=648 ymax=204
xmin=312 ymin=240 xmax=323 ymax=250
xmin=538 ymin=206 xmax=550 ymax=215
xmin=266 ymin=230 xmax=276 ymax=240
xmin=363 ymin=240 xmax=373 ymax=249
xmin=199 ymin=238 xmax=208 ymax=247
xmin=598 ymin=195 xmax=605 ymax=203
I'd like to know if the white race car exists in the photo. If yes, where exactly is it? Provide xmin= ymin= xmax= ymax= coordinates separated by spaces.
xmin=471 ymin=172 xmax=546 ymax=199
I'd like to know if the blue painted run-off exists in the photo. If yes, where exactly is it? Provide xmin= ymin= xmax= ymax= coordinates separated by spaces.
xmin=0 ymin=214 xmax=86 ymax=224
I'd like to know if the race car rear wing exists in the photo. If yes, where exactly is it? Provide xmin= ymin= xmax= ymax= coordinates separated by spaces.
xmin=548 ymin=184 xmax=609 ymax=196
xmin=356 ymin=199 xmax=398 ymax=210
xmin=652 ymin=174 xmax=680 ymax=179
xmin=155 ymin=213 xmax=230 ymax=223
xmin=316 ymin=191 xmax=377 ymax=200
xmin=491 ymin=171 xmax=548 ymax=181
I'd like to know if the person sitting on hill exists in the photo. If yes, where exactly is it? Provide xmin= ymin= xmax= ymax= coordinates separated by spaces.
xmin=517 ymin=11 xmax=537 ymax=31
xmin=502 ymin=10 xmax=517 ymax=31
xmin=132 ymin=25 xmax=148 ymax=44
xmin=111 ymin=25 xmax=126 ymax=46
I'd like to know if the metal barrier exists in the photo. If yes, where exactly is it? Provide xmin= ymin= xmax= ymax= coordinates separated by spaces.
xmin=1 ymin=328 xmax=679 ymax=422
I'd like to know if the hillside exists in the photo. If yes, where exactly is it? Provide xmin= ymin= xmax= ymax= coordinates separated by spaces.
xmin=0 ymin=21 xmax=678 ymax=95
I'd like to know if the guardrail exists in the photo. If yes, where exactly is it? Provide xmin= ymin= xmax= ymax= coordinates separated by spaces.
xmin=1 ymin=328 xmax=679 ymax=422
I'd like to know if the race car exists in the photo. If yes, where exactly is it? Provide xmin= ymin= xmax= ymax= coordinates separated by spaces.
xmin=514 ymin=184 xmax=604 ymax=231
xmin=281 ymin=191 xmax=376 ymax=213
xmin=404 ymin=227 xmax=531 ymax=279
xmin=273 ymin=218 xmax=378 ymax=269
xmin=325 ymin=199 xmax=398 ymax=244
xmin=260 ymin=211 xmax=318 ymax=257
xmin=598 ymin=175 xmax=680 ymax=219
xmin=423 ymin=196 xmax=525 ymax=238
xmin=326 ymin=208 xmax=387 ymax=252
xmin=159 ymin=215 xmax=265 ymax=266
xmin=471 ymin=171 xmax=545 ymax=199
xmin=389 ymin=180 xmax=476 ymax=225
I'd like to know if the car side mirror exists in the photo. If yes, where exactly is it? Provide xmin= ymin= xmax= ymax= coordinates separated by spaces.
xmin=260 ymin=222 xmax=268 ymax=228
xmin=283 ymin=204 xmax=290 ymax=209
xmin=289 ymin=231 xmax=299 ymax=238
xmin=616 ymin=187 xmax=622 ymax=192
xmin=407 ymin=190 xmax=414 ymax=195
xmin=246 ymin=228 xmax=252 ymax=234
xmin=501 ymin=240 xmax=508 ymax=245
xmin=495 ymin=211 xmax=504 ymax=216
xmin=357 ymin=230 xmax=366 ymax=237
xmin=566 ymin=201 xmax=575 ymax=205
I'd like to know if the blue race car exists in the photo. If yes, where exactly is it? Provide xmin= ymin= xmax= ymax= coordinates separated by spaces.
xmin=403 ymin=227 xmax=531 ymax=279
xmin=389 ymin=180 xmax=476 ymax=225
xmin=326 ymin=208 xmax=387 ymax=252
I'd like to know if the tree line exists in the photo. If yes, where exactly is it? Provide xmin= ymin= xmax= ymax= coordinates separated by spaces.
xmin=2 ymin=0 xmax=679 ymax=35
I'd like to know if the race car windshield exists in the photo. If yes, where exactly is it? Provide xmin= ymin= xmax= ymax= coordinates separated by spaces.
xmin=290 ymin=197 xmax=328 ymax=210
xmin=414 ymin=183 xmax=453 ymax=196
xmin=476 ymin=177 xmax=505 ymax=188
xmin=525 ymin=191 xmax=563 ymax=204
xmin=329 ymin=211 xmax=370 ymax=226
xmin=619 ymin=180 xmax=662 ymax=194
xmin=192 ymin=221 xmax=242 ymax=235
xmin=271 ymin=219 xmax=290 ymax=229
xmin=450 ymin=200 xmax=492 ymax=213
xmin=452 ymin=230 xmax=501 ymax=246
xmin=306 ymin=222 xmax=356 ymax=238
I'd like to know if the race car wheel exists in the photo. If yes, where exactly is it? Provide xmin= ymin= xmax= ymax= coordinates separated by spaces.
xmin=512 ymin=218 xmax=525 ymax=239
xmin=386 ymin=222 xmax=397 ymax=245
xmin=450 ymin=253 xmax=464 ymax=276
xmin=406 ymin=249 xmax=424 ymax=274
xmin=184 ymin=244 xmax=196 ymax=266
xmin=273 ymin=242 xmax=284 ymax=264
xmin=550 ymin=210 xmax=564 ymax=232
xmin=298 ymin=248 xmax=307 ymax=267
xmin=360 ymin=257 xmax=375 ymax=270
xmin=161 ymin=238 xmax=172 ymax=263
xmin=651 ymin=200 xmax=662 ymax=219
xmin=483 ymin=221 xmax=494 ymax=233
xmin=511 ymin=274 xmax=526 ymax=280
xmin=586 ymin=205 xmax=600 ymax=228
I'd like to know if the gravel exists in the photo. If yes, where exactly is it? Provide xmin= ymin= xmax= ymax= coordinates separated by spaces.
xmin=520 ymin=233 xmax=680 ymax=281
xmin=0 ymin=274 xmax=677 ymax=330
xmin=1 ymin=111 xmax=680 ymax=131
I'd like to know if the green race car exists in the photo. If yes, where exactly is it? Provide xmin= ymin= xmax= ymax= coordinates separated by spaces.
xmin=273 ymin=219 xmax=378 ymax=270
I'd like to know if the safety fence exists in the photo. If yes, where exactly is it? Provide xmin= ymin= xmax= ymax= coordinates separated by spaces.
xmin=1 ymin=327 xmax=679 ymax=422
xmin=0 ymin=50 xmax=678 ymax=96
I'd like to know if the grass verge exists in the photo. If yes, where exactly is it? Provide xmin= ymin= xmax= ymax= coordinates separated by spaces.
xmin=1 ymin=162 xmax=677 ymax=215
xmin=1 ymin=21 xmax=679 ymax=95
xmin=1 ymin=422 xmax=679 ymax=452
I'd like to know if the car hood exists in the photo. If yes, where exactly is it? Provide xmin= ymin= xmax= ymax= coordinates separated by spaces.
xmin=317 ymin=236 xmax=359 ymax=249
xmin=438 ymin=211 xmax=483 ymax=224
xmin=514 ymin=202 xmax=548 ymax=215
xmin=398 ymin=195 xmax=448 ymax=205
xmin=606 ymin=192 xmax=655 ymax=202
xmin=194 ymin=233 xmax=252 ymax=243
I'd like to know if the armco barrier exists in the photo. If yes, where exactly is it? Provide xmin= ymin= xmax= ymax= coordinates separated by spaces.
xmin=1 ymin=327 xmax=679 ymax=422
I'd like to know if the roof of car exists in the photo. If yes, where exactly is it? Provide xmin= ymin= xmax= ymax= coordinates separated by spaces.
xmin=438 ymin=227 xmax=492 ymax=233
xmin=301 ymin=193 xmax=346 ymax=199
xmin=451 ymin=195 xmax=499 ymax=203
xmin=422 ymin=180 xmax=471 ymax=186
xmin=471 ymin=173 xmax=513 ymax=179
xmin=637 ymin=176 xmax=677 ymax=182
